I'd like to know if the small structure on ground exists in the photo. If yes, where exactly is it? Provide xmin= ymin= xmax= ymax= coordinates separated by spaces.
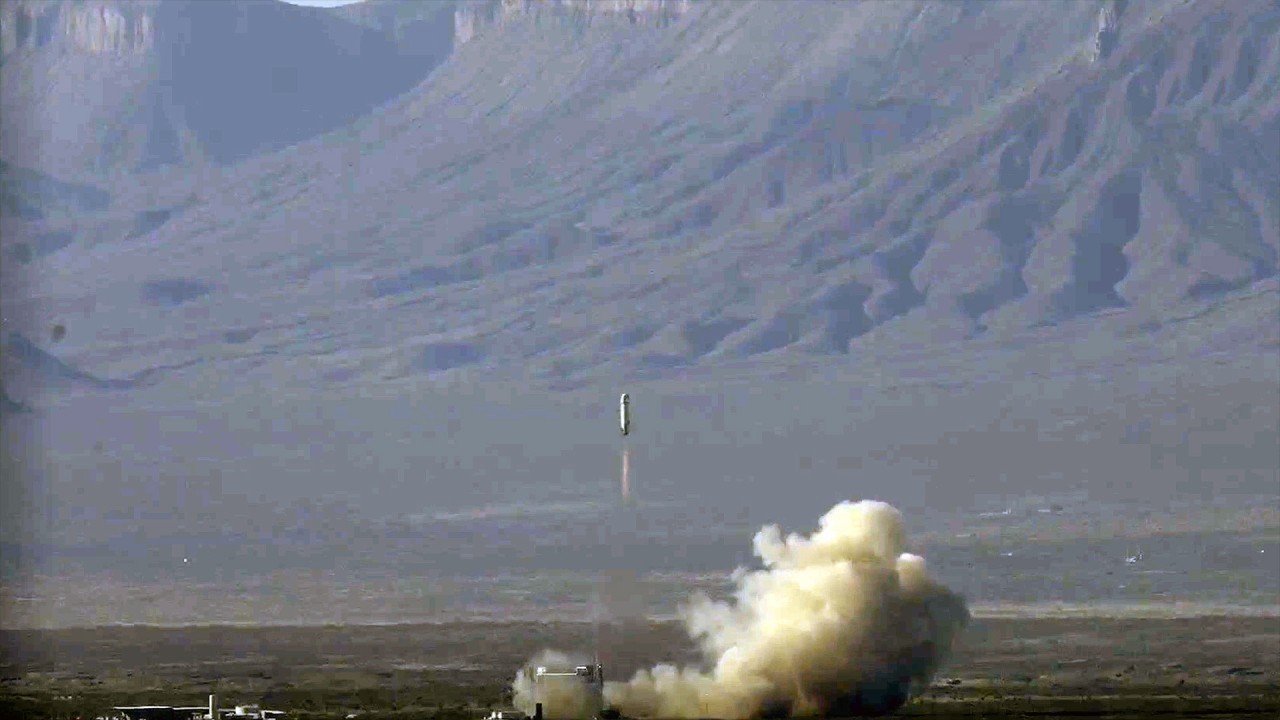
xmin=527 ymin=663 xmax=606 ymax=719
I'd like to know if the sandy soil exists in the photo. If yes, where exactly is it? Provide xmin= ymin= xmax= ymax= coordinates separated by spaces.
xmin=1 ymin=615 xmax=1278 ymax=718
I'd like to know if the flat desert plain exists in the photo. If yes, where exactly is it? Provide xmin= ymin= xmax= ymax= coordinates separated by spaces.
xmin=2 ymin=614 xmax=1278 ymax=719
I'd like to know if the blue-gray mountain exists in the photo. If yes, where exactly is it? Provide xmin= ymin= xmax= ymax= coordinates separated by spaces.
xmin=2 ymin=0 xmax=1274 ymax=397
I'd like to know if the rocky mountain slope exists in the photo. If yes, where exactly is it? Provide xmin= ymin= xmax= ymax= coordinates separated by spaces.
xmin=4 ymin=0 xmax=1274 ymax=399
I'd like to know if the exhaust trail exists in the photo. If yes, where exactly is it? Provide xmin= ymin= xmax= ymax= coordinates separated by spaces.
xmin=621 ymin=445 xmax=631 ymax=502
xmin=513 ymin=500 xmax=969 ymax=718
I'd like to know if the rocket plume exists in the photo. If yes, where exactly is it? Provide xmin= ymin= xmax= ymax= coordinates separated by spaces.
xmin=622 ymin=446 xmax=631 ymax=501
xmin=514 ymin=500 xmax=969 ymax=718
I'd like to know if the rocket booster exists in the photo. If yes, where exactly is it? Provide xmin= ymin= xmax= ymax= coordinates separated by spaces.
xmin=619 ymin=393 xmax=631 ymax=436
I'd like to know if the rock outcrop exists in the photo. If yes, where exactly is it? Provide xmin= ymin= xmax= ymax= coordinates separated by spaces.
xmin=1091 ymin=0 xmax=1128 ymax=62
xmin=455 ymin=0 xmax=691 ymax=44
xmin=1 ymin=0 xmax=159 ymax=57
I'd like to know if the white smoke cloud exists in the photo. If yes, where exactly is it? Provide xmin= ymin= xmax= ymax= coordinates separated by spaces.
xmin=513 ymin=500 xmax=969 ymax=719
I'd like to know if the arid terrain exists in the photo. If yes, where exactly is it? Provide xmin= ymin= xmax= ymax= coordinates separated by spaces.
xmin=2 ymin=615 xmax=1278 ymax=719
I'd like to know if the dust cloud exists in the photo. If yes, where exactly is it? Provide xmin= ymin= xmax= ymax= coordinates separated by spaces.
xmin=515 ymin=500 xmax=970 ymax=718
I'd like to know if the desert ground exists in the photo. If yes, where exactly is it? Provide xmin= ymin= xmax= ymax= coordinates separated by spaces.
xmin=2 ymin=615 xmax=1277 ymax=719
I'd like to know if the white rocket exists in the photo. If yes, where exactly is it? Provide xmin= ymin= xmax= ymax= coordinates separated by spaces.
xmin=619 ymin=393 xmax=631 ymax=436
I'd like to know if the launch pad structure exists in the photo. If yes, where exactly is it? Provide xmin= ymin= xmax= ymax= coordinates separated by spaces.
xmin=527 ymin=663 xmax=610 ymax=720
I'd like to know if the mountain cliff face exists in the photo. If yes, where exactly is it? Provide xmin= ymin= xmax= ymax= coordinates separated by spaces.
xmin=0 ymin=0 xmax=455 ymax=180
xmin=1 ymin=0 xmax=157 ymax=56
xmin=0 ymin=0 xmax=690 ymax=180
xmin=455 ymin=0 xmax=691 ymax=43
xmin=1091 ymin=0 xmax=1128 ymax=62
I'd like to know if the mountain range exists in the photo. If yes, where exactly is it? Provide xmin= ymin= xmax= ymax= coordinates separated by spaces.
xmin=2 ymin=0 xmax=1277 ymax=399
xmin=0 ymin=1 xmax=1277 ymax=600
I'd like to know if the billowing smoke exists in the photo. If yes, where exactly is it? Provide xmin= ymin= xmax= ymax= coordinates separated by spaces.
xmin=513 ymin=500 xmax=969 ymax=718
